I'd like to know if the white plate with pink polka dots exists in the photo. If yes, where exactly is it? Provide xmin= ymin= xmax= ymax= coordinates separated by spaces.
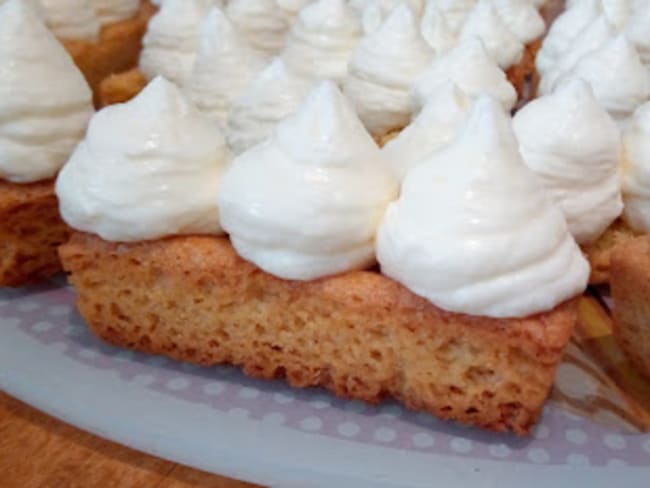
xmin=1 ymin=281 xmax=649 ymax=488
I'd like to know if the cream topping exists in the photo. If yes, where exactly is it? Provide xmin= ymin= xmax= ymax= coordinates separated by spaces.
xmin=56 ymin=77 xmax=229 ymax=242
xmin=91 ymin=0 xmax=139 ymax=25
xmin=376 ymin=96 xmax=589 ymax=318
xmin=459 ymin=0 xmax=524 ymax=69
xmin=184 ymin=7 xmax=267 ymax=126
xmin=561 ymin=35 xmax=650 ymax=122
xmin=282 ymin=0 xmax=361 ymax=83
xmin=428 ymin=0 xmax=476 ymax=34
xmin=625 ymin=3 xmax=650 ymax=66
xmin=218 ymin=81 xmax=398 ymax=280
xmin=412 ymin=38 xmax=517 ymax=111
xmin=140 ymin=0 xmax=212 ymax=85
xmin=622 ymin=101 xmax=650 ymax=232
xmin=39 ymin=0 xmax=100 ymax=41
xmin=488 ymin=0 xmax=546 ymax=44
xmin=343 ymin=4 xmax=434 ymax=135
xmin=349 ymin=0 xmax=424 ymax=17
xmin=535 ymin=0 xmax=601 ymax=75
xmin=0 ymin=0 xmax=93 ymax=183
xmin=513 ymin=79 xmax=623 ymax=244
xmin=225 ymin=58 xmax=313 ymax=156
xmin=226 ymin=0 xmax=291 ymax=55
xmin=383 ymin=82 xmax=471 ymax=181
xmin=538 ymin=14 xmax=617 ymax=95
xmin=420 ymin=1 xmax=457 ymax=53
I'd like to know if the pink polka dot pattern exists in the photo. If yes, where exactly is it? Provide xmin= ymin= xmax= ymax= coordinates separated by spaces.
xmin=3 ymin=282 xmax=650 ymax=467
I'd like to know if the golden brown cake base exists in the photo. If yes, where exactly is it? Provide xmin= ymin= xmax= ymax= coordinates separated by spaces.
xmin=610 ymin=236 xmax=650 ymax=379
xmin=582 ymin=219 xmax=640 ymax=285
xmin=60 ymin=233 xmax=579 ymax=435
xmin=508 ymin=39 xmax=542 ymax=106
xmin=98 ymin=68 xmax=148 ymax=107
xmin=64 ymin=1 xmax=157 ymax=106
xmin=0 ymin=179 xmax=70 ymax=287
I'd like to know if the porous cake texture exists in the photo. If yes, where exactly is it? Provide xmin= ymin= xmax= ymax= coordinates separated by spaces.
xmin=0 ymin=180 xmax=69 ymax=286
xmin=611 ymin=236 xmax=650 ymax=379
xmin=60 ymin=233 xmax=579 ymax=435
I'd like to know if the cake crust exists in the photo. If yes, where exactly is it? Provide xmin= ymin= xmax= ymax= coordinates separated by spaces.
xmin=60 ymin=232 xmax=578 ymax=435
xmin=64 ymin=1 xmax=157 ymax=106
xmin=610 ymin=236 xmax=650 ymax=379
xmin=582 ymin=219 xmax=639 ymax=284
xmin=0 ymin=179 xmax=70 ymax=286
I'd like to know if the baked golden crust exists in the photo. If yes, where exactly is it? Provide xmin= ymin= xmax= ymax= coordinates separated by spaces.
xmin=610 ymin=236 xmax=650 ymax=379
xmin=582 ymin=219 xmax=640 ymax=285
xmin=64 ymin=1 xmax=157 ymax=106
xmin=98 ymin=68 xmax=148 ymax=107
xmin=0 ymin=179 xmax=70 ymax=287
xmin=60 ymin=232 xmax=578 ymax=435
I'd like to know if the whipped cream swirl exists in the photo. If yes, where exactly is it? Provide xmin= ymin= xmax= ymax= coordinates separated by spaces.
xmin=39 ymin=0 xmax=100 ymax=41
xmin=218 ymin=81 xmax=398 ymax=280
xmin=513 ymin=79 xmax=623 ymax=244
xmin=344 ymin=4 xmax=433 ymax=135
xmin=140 ymin=0 xmax=211 ymax=85
xmin=225 ymin=58 xmax=313 ymax=156
xmin=377 ymin=96 xmax=589 ymax=318
xmin=560 ymin=35 xmax=650 ymax=123
xmin=384 ymin=82 xmax=471 ymax=181
xmin=535 ymin=0 xmax=601 ymax=75
xmin=56 ymin=77 xmax=229 ymax=242
xmin=226 ymin=0 xmax=291 ymax=55
xmin=538 ymin=15 xmax=617 ymax=95
xmin=459 ymin=0 xmax=524 ymax=69
xmin=420 ymin=2 xmax=457 ymax=53
xmin=622 ymin=102 xmax=650 ymax=232
xmin=282 ymin=0 xmax=361 ymax=83
xmin=488 ymin=0 xmax=546 ymax=44
xmin=412 ymin=38 xmax=517 ymax=111
xmin=91 ymin=0 xmax=139 ymax=25
xmin=184 ymin=7 xmax=267 ymax=126
xmin=0 ymin=0 xmax=93 ymax=183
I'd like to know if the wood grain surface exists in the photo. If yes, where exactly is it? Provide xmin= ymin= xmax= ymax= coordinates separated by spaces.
xmin=0 ymin=392 xmax=262 ymax=488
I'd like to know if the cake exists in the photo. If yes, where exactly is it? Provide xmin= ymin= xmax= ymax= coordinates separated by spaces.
xmin=59 ymin=232 xmax=579 ymax=435
xmin=42 ymin=0 xmax=157 ymax=105
xmin=610 ymin=236 xmax=650 ymax=380
xmin=56 ymin=79 xmax=589 ymax=434
xmin=0 ymin=0 xmax=94 ymax=287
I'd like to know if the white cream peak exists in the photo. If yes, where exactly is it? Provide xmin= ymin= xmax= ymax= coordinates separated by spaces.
xmin=376 ymin=96 xmax=590 ymax=318
xmin=56 ymin=77 xmax=229 ymax=242
xmin=218 ymin=81 xmax=398 ymax=281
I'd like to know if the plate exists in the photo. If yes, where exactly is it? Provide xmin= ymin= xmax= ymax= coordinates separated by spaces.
xmin=1 ymin=280 xmax=649 ymax=487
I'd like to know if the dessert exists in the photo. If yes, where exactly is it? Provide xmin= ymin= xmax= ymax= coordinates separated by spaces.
xmin=382 ymin=81 xmax=471 ymax=179
xmin=56 ymin=76 xmax=229 ymax=241
xmin=621 ymin=101 xmax=650 ymax=234
xmin=58 ymin=81 xmax=587 ymax=435
xmin=219 ymin=82 xmax=398 ymax=280
xmin=343 ymin=4 xmax=433 ymax=137
xmin=412 ymin=38 xmax=517 ymax=112
xmin=0 ymin=0 xmax=93 ymax=286
xmin=377 ymin=96 xmax=588 ymax=317
xmin=281 ymin=0 xmax=362 ymax=83
xmin=184 ymin=7 xmax=267 ymax=126
xmin=225 ymin=58 xmax=313 ymax=156
xmin=556 ymin=35 xmax=650 ymax=124
xmin=40 ymin=0 xmax=156 ymax=105
xmin=513 ymin=79 xmax=623 ymax=246
xmin=610 ymin=236 xmax=650 ymax=380
xmin=226 ymin=0 xmax=292 ymax=56
xmin=139 ymin=0 xmax=212 ymax=86
xmin=459 ymin=1 xmax=525 ymax=70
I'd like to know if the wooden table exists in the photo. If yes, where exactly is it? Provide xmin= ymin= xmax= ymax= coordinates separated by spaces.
xmin=0 ymin=392 xmax=262 ymax=488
